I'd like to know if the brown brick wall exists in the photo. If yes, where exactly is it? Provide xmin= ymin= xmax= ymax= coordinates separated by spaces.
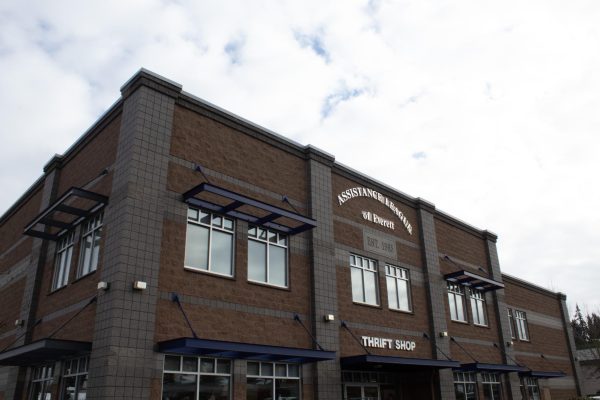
xmin=435 ymin=218 xmax=489 ymax=273
xmin=0 ymin=238 xmax=33 ymax=275
xmin=331 ymin=173 xmax=420 ymax=245
xmin=56 ymin=113 xmax=121 ymax=197
xmin=504 ymin=278 xmax=562 ymax=318
xmin=0 ymin=278 xmax=26 ymax=348
xmin=31 ymin=304 xmax=96 ymax=343
xmin=170 ymin=105 xmax=308 ymax=205
xmin=0 ymin=187 xmax=42 ymax=256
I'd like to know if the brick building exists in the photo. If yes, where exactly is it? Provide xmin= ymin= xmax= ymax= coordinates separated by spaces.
xmin=0 ymin=69 xmax=582 ymax=400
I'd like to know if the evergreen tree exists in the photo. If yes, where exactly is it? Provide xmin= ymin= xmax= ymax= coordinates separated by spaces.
xmin=571 ymin=304 xmax=590 ymax=347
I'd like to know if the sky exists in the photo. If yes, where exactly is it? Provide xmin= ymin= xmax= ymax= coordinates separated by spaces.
xmin=1 ymin=0 xmax=599 ymax=316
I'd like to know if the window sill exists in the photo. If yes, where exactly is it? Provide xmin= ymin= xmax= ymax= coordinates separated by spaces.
xmin=450 ymin=319 xmax=469 ymax=325
xmin=474 ymin=323 xmax=489 ymax=328
xmin=352 ymin=301 xmax=381 ymax=309
xmin=48 ymin=284 xmax=68 ymax=295
xmin=72 ymin=269 xmax=97 ymax=284
xmin=389 ymin=307 xmax=414 ymax=315
xmin=248 ymin=279 xmax=290 ymax=291
xmin=184 ymin=266 xmax=235 ymax=281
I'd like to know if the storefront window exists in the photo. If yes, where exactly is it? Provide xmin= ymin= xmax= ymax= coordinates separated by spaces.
xmin=248 ymin=227 xmax=288 ymax=287
xmin=163 ymin=355 xmax=231 ymax=400
xmin=385 ymin=264 xmax=411 ymax=312
xmin=185 ymin=208 xmax=234 ymax=276
xmin=454 ymin=372 xmax=477 ymax=400
xmin=523 ymin=377 xmax=540 ymax=400
xmin=61 ymin=356 xmax=88 ymax=400
xmin=482 ymin=373 xmax=501 ymax=400
xmin=247 ymin=362 xmax=300 ymax=400
xmin=29 ymin=365 xmax=54 ymax=400
xmin=448 ymin=282 xmax=467 ymax=322
xmin=350 ymin=254 xmax=379 ymax=305
xmin=470 ymin=289 xmax=487 ymax=326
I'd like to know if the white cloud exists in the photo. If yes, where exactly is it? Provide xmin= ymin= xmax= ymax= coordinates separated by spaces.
xmin=1 ymin=0 xmax=599 ymax=315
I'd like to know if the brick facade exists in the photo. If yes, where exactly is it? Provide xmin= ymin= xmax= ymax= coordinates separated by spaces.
xmin=0 ymin=69 xmax=581 ymax=400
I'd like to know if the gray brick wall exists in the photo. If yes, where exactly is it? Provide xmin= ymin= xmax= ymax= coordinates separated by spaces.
xmin=307 ymin=150 xmax=342 ymax=400
xmin=416 ymin=200 xmax=455 ymax=400
xmin=87 ymin=75 xmax=180 ymax=399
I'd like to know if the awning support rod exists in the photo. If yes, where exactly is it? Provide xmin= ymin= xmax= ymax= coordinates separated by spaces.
xmin=48 ymin=296 xmax=97 ymax=339
xmin=450 ymin=337 xmax=478 ymax=363
xmin=492 ymin=343 xmax=524 ymax=368
xmin=171 ymin=293 xmax=199 ymax=339
xmin=341 ymin=321 xmax=371 ymax=355
xmin=423 ymin=332 xmax=453 ymax=361
xmin=293 ymin=314 xmax=324 ymax=351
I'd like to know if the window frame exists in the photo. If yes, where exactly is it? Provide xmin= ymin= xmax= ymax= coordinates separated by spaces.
xmin=28 ymin=364 xmax=54 ymax=400
xmin=482 ymin=372 xmax=502 ymax=400
xmin=52 ymin=231 xmax=75 ymax=291
xmin=522 ymin=377 xmax=541 ymax=400
xmin=185 ymin=207 xmax=236 ymax=277
xmin=76 ymin=211 xmax=103 ymax=279
xmin=469 ymin=288 xmax=488 ymax=327
xmin=162 ymin=355 xmax=232 ymax=400
xmin=453 ymin=371 xmax=478 ymax=400
xmin=247 ymin=226 xmax=289 ymax=288
xmin=60 ymin=355 xmax=89 ymax=400
xmin=507 ymin=308 xmax=516 ymax=339
xmin=514 ymin=310 xmax=530 ymax=341
xmin=349 ymin=254 xmax=380 ymax=306
xmin=447 ymin=282 xmax=468 ymax=323
xmin=246 ymin=361 xmax=301 ymax=400
xmin=385 ymin=264 xmax=412 ymax=312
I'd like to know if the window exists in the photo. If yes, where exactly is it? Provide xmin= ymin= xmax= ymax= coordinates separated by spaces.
xmin=447 ymin=282 xmax=467 ymax=322
xmin=522 ymin=377 xmax=540 ymax=400
xmin=247 ymin=226 xmax=288 ymax=287
xmin=29 ymin=365 xmax=54 ymax=400
xmin=385 ymin=264 xmax=411 ymax=312
xmin=454 ymin=372 xmax=477 ymax=400
xmin=185 ymin=208 xmax=234 ymax=276
xmin=470 ymin=289 xmax=487 ymax=326
xmin=52 ymin=231 xmax=74 ymax=290
xmin=482 ymin=373 xmax=501 ymax=400
xmin=247 ymin=362 xmax=300 ymax=400
xmin=350 ymin=255 xmax=379 ymax=306
xmin=163 ymin=355 xmax=231 ymax=400
xmin=61 ymin=356 xmax=88 ymax=400
xmin=77 ymin=212 xmax=103 ymax=278
xmin=507 ymin=308 xmax=516 ymax=339
xmin=515 ymin=310 xmax=530 ymax=341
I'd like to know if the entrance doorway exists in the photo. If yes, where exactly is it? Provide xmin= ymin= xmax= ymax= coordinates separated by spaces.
xmin=345 ymin=384 xmax=380 ymax=400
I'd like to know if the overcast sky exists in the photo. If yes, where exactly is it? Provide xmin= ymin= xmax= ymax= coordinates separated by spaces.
xmin=1 ymin=0 xmax=599 ymax=316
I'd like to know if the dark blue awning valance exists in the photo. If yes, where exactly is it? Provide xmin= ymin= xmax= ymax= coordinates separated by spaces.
xmin=183 ymin=182 xmax=316 ymax=235
xmin=521 ymin=370 xmax=566 ymax=378
xmin=444 ymin=270 xmax=504 ymax=292
xmin=341 ymin=355 xmax=460 ymax=370
xmin=460 ymin=362 xmax=529 ymax=373
xmin=0 ymin=339 xmax=91 ymax=366
xmin=158 ymin=337 xmax=335 ymax=364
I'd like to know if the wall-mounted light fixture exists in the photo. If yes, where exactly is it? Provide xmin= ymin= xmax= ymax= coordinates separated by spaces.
xmin=133 ymin=281 xmax=147 ymax=290
xmin=97 ymin=281 xmax=109 ymax=291
xmin=439 ymin=331 xmax=448 ymax=337
xmin=14 ymin=319 xmax=24 ymax=327
xmin=324 ymin=314 xmax=335 ymax=322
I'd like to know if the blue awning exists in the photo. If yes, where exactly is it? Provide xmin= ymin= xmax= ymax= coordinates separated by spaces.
xmin=341 ymin=355 xmax=460 ymax=369
xmin=521 ymin=370 xmax=566 ymax=378
xmin=0 ymin=339 xmax=91 ymax=366
xmin=460 ymin=362 xmax=529 ymax=373
xmin=183 ymin=182 xmax=316 ymax=235
xmin=157 ymin=337 xmax=335 ymax=363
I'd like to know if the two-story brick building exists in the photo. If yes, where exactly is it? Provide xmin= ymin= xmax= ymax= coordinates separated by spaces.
xmin=0 ymin=69 xmax=582 ymax=399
